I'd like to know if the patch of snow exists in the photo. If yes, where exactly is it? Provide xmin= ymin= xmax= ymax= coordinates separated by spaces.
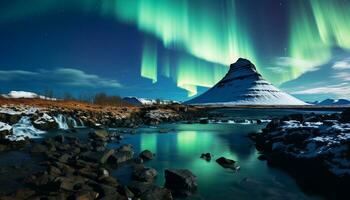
xmin=0 ymin=122 xmax=12 ymax=132
xmin=25 ymin=107 xmax=39 ymax=115
xmin=34 ymin=113 xmax=55 ymax=125
xmin=5 ymin=91 xmax=38 ymax=98
xmin=0 ymin=107 xmax=23 ymax=115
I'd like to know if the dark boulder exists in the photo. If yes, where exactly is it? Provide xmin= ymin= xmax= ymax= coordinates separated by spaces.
xmin=89 ymin=129 xmax=109 ymax=140
xmin=164 ymin=169 xmax=197 ymax=197
xmin=216 ymin=157 xmax=236 ymax=169
xmin=200 ymin=153 xmax=212 ymax=161
xmin=109 ymin=150 xmax=134 ymax=164
xmin=132 ymin=166 xmax=158 ymax=182
xmin=32 ymin=113 xmax=58 ymax=131
xmin=284 ymin=130 xmax=310 ymax=145
xmin=340 ymin=108 xmax=350 ymax=123
xmin=139 ymin=150 xmax=154 ymax=160
xmin=199 ymin=118 xmax=209 ymax=124
xmin=265 ymin=119 xmax=280 ymax=131
xmin=80 ymin=149 xmax=115 ymax=164
xmin=0 ymin=112 xmax=22 ymax=125
xmin=74 ymin=191 xmax=99 ymax=200
xmin=128 ymin=181 xmax=172 ymax=200
xmin=140 ymin=186 xmax=173 ymax=200
xmin=118 ymin=144 xmax=133 ymax=152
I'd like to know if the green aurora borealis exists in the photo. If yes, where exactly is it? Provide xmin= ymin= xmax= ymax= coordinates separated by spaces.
xmin=102 ymin=0 xmax=258 ymax=95
xmin=1 ymin=0 xmax=350 ymax=98
xmin=288 ymin=0 xmax=350 ymax=81
xmin=102 ymin=0 xmax=350 ymax=96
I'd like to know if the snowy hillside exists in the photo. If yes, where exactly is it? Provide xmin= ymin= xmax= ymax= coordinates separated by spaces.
xmin=1 ymin=91 xmax=57 ymax=100
xmin=186 ymin=58 xmax=307 ymax=105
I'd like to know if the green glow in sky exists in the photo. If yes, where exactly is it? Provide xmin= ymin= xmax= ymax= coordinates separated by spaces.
xmin=102 ymin=0 xmax=258 ymax=96
xmin=2 ymin=0 xmax=350 ymax=98
xmin=175 ymin=56 xmax=228 ymax=96
xmin=141 ymin=38 xmax=158 ymax=83
xmin=310 ymin=0 xmax=350 ymax=49
xmin=288 ymin=1 xmax=330 ymax=80
xmin=103 ymin=0 xmax=257 ymax=65
xmin=288 ymin=0 xmax=350 ymax=80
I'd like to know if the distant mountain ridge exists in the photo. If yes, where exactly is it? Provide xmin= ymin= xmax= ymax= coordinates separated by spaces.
xmin=309 ymin=99 xmax=350 ymax=106
xmin=186 ymin=58 xmax=307 ymax=105
xmin=123 ymin=96 xmax=179 ymax=106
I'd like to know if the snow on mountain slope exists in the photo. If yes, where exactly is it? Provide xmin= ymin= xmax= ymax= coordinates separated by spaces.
xmin=185 ymin=58 xmax=307 ymax=105
xmin=2 ymin=91 xmax=57 ymax=100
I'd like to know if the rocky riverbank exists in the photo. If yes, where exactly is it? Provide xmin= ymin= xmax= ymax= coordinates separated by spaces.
xmin=0 ymin=103 xmax=210 ymax=151
xmin=249 ymin=108 xmax=350 ymax=198
xmin=0 ymin=129 xmax=199 ymax=200
xmin=0 ymin=99 xmax=217 ymax=199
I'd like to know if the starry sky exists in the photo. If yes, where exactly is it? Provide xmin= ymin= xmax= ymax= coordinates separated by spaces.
xmin=0 ymin=0 xmax=349 ymax=102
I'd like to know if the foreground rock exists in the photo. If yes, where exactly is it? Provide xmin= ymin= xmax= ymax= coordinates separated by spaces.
xmin=129 ymin=181 xmax=173 ymax=200
xmin=139 ymin=149 xmax=155 ymax=160
xmin=200 ymin=153 xmax=212 ymax=161
xmin=216 ymin=157 xmax=238 ymax=170
xmin=132 ymin=165 xmax=158 ymax=182
xmin=89 ymin=129 xmax=109 ymax=140
xmin=164 ymin=169 xmax=197 ymax=197
xmin=250 ymin=109 xmax=350 ymax=198
xmin=32 ymin=113 xmax=58 ymax=130
xmin=0 ymin=135 xmax=138 ymax=199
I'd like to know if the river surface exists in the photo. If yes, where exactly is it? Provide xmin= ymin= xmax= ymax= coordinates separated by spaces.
xmin=0 ymin=108 xmax=341 ymax=199
xmin=111 ymin=109 xmax=339 ymax=200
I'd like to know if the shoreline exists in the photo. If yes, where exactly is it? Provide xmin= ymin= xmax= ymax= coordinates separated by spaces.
xmin=249 ymin=108 xmax=350 ymax=198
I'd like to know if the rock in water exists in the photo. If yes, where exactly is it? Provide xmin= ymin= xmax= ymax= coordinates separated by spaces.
xmin=132 ymin=166 xmax=158 ymax=182
xmin=216 ymin=157 xmax=236 ymax=169
xmin=185 ymin=58 xmax=307 ymax=105
xmin=164 ymin=169 xmax=197 ymax=197
xmin=89 ymin=129 xmax=109 ymax=140
xmin=200 ymin=153 xmax=212 ymax=161
xmin=139 ymin=150 xmax=154 ymax=160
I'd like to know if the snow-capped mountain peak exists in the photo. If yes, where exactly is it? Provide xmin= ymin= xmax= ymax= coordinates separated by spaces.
xmin=185 ymin=58 xmax=307 ymax=105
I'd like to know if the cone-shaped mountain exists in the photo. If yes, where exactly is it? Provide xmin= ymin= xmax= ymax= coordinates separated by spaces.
xmin=186 ymin=58 xmax=307 ymax=105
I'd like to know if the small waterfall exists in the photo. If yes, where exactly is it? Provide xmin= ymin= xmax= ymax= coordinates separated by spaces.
xmin=67 ymin=117 xmax=77 ymax=128
xmin=78 ymin=118 xmax=85 ymax=127
xmin=53 ymin=114 xmax=69 ymax=130
xmin=6 ymin=116 xmax=45 ymax=141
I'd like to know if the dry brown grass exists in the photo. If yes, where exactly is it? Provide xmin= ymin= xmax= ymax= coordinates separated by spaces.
xmin=0 ymin=97 xmax=137 ymax=112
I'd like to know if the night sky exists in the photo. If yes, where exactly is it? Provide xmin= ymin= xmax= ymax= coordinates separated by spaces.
xmin=0 ymin=0 xmax=349 ymax=101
